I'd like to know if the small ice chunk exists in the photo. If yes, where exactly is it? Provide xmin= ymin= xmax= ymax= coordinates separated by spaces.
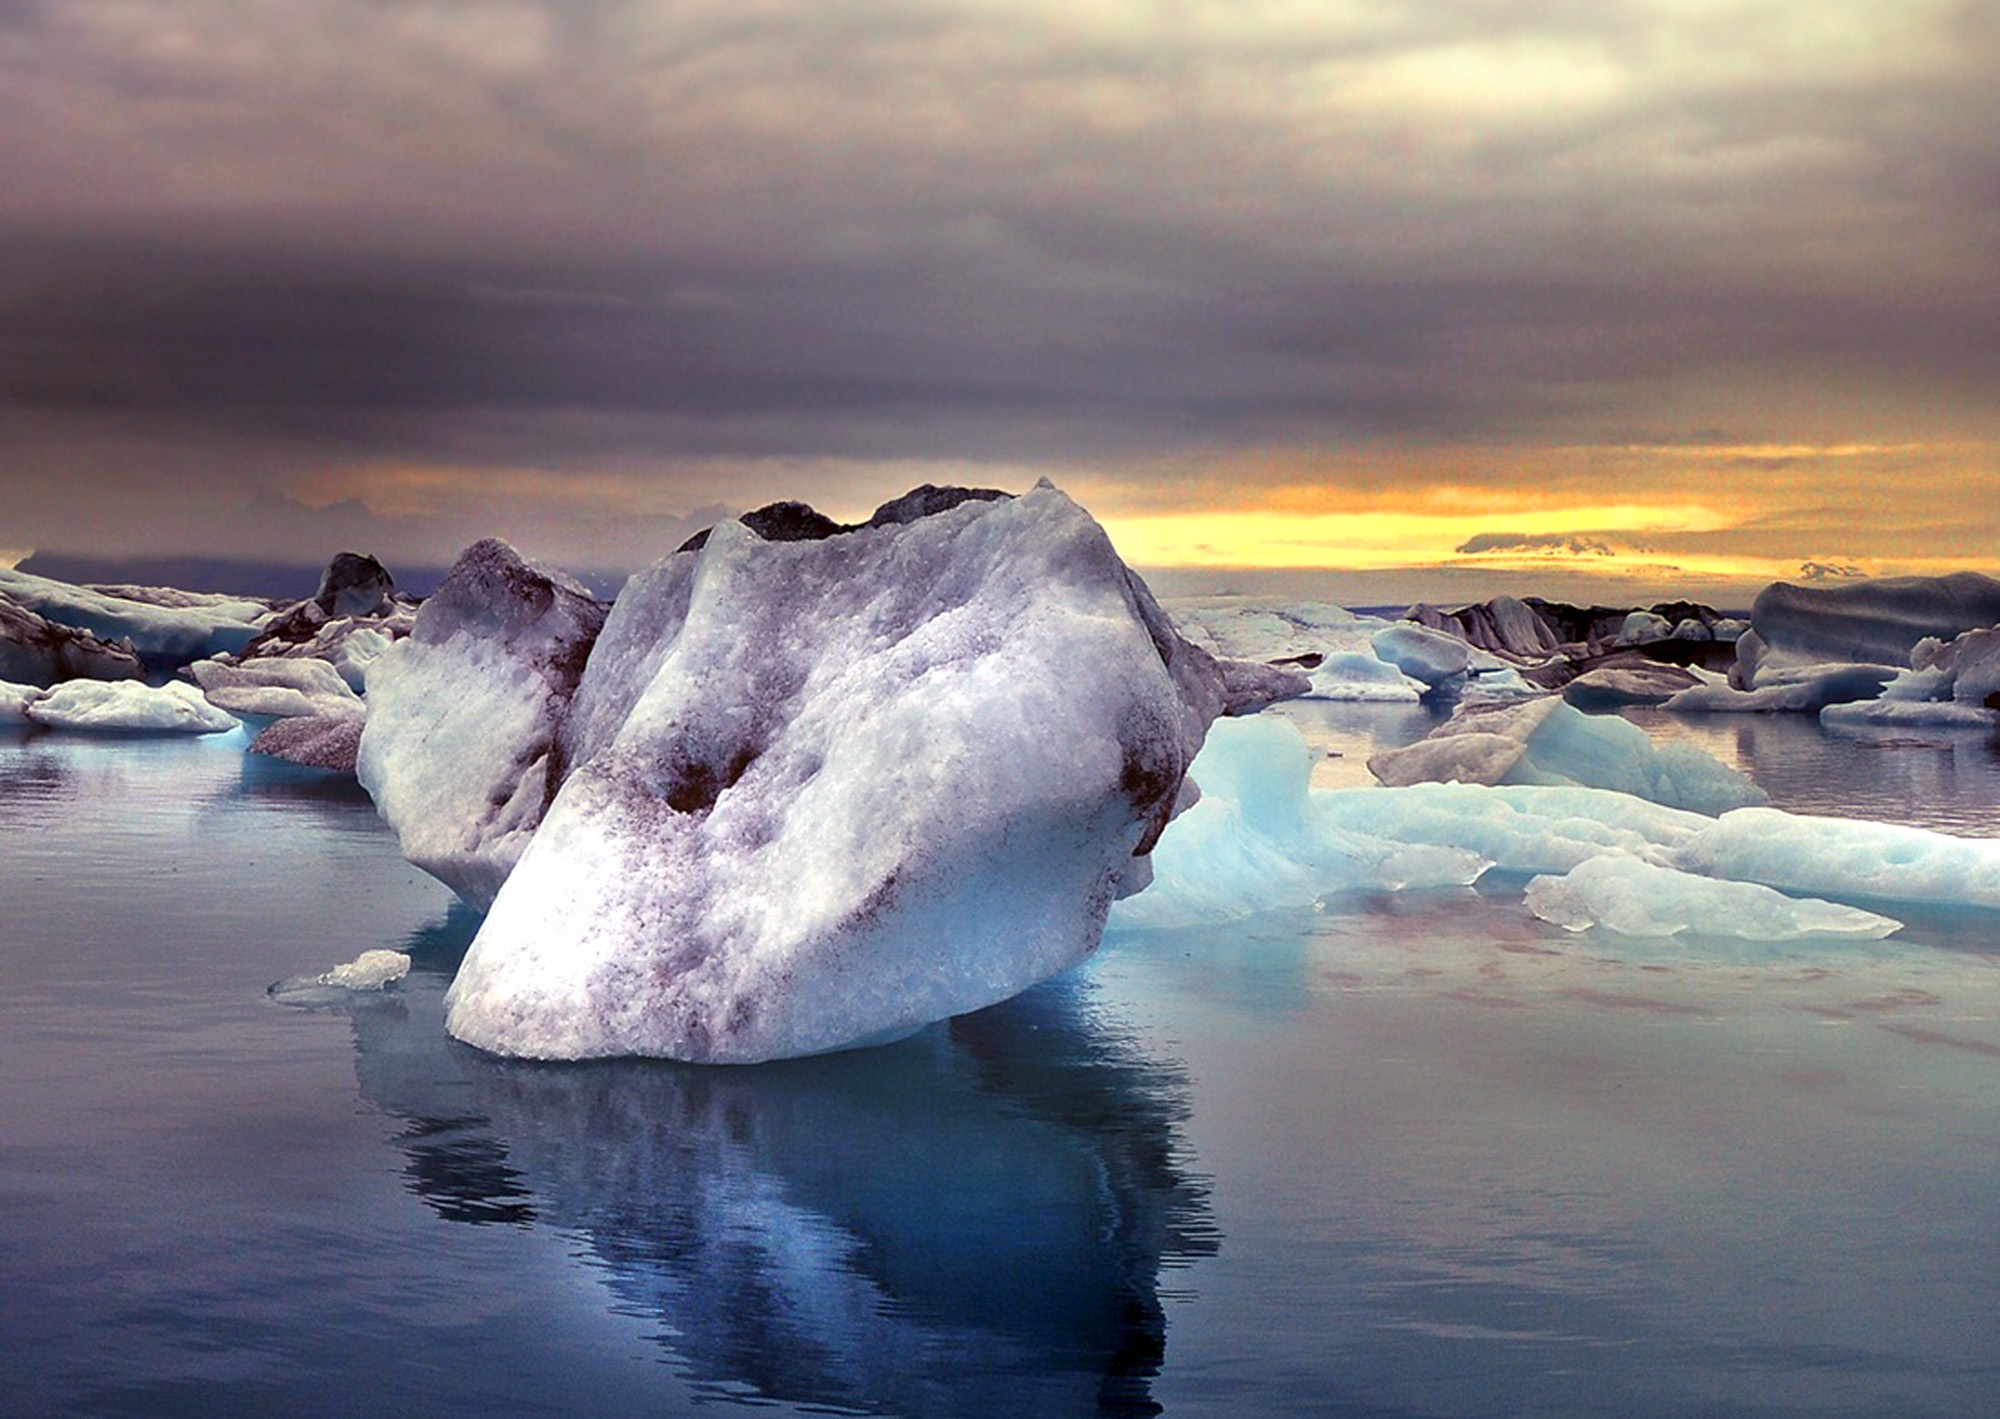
xmin=1614 ymin=611 xmax=1673 ymax=646
xmin=1167 ymin=598 xmax=1387 ymax=663
xmin=269 ymin=949 xmax=413 ymax=1006
xmin=1 ymin=677 xmax=44 ymax=721
xmin=24 ymin=679 xmax=239 ymax=734
xmin=1305 ymin=652 xmax=1426 ymax=702
xmin=190 ymin=655 xmax=365 ymax=721
xmin=324 ymin=949 xmax=412 ymax=989
xmin=1524 ymin=855 xmax=1901 ymax=940
xmin=1562 ymin=663 xmax=1706 ymax=710
xmin=1370 ymin=623 xmax=1472 ymax=686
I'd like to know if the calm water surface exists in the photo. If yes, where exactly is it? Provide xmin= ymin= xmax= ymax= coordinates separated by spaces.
xmin=4 ymin=716 xmax=2000 ymax=1417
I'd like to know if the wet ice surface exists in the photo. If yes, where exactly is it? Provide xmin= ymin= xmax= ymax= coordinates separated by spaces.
xmin=5 ymin=715 xmax=2000 ymax=1417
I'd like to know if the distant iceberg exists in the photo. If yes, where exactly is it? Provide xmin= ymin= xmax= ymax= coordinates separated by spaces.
xmin=1367 ymin=699 xmax=1765 ymax=815
xmin=21 ymin=679 xmax=239 ymax=735
xmin=1672 ymin=572 xmax=2000 ymax=716
xmin=0 ymin=564 xmax=268 ymax=666
xmin=1119 ymin=714 xmax=1999 ymax=938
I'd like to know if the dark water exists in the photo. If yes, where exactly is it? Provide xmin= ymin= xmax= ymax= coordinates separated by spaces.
xmin=5 ymin=721 xmax=2000 ymax=1417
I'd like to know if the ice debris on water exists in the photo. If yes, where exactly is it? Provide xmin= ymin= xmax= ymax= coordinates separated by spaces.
xmin=1121 ymin=714 xmax=1991 ymax=941
xmin=1523 ymin=855 xmax=1901 ymax=941
xmin=269 ymin=950 xmax=412 ymax=1006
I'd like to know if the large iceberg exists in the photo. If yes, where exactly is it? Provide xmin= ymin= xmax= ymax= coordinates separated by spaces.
xmin=439 ymin=484 xmax=1224 ymax=1063
xmin=357 ymin=539 xmax=609 ymax=909
xmin=1366 ymin=699 xmax=1765 ymax=815
xmin=1741 ymin=572 xmax=2000 ymax=677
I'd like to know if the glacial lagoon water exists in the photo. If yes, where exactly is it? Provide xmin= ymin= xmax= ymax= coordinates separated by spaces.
xmin=5 ymin=713 xmax=2000 ymax=1417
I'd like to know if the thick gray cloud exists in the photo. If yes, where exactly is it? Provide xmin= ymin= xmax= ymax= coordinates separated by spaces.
xmin=1 ymin=0 xmax=1995 ymax=561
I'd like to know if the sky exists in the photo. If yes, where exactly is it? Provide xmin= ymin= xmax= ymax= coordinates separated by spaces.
xmin=2 ymin=0 xmax=1995 ymax=599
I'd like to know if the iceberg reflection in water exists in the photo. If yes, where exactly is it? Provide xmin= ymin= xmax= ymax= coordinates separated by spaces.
xmin=345 ymin=908 xmax=1217 ymax=1416
xmin=12 ymin=720 xmax=2000 ymax=1416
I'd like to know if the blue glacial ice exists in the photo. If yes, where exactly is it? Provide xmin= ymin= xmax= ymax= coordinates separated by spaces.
xmin=1105 ymin=716 xmax=1485 ymax=930
xmin=0 ymin=564 xmax=268 ymax=665
xmin=1523 ymin=855 xmax=1900 ymax=941
xmin=1118 ymin=713 xmax=2000 ymax=937
xmin=1366 ymin=698 xmax=1766 ymax=814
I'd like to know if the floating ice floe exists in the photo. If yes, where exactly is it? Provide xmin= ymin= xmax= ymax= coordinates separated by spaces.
xmin=1665 ymin=662 xmax=1900 ymax=714
xmin=1523 ymin=855 xmax=1900 ymax=941
xmin=1305 ymin=652 xmax=1427 ymax=702
xmin=1562 ymin=662 xmax=1710 ymax=710
xmin=190 ymin=655 xmax=365 ymax=722
xmin=1105 ymin=716 xmax=1484 ymax=930
xmin=268 ymin=949 xmax=412 ymax=1006
xmin=1370 ymin=622 xmax=1471 ymax=687
xmin=1166 ymin=598 xmax=1388 ymax=664
xmin=23 ymin=679 xmax=239 ymax=734
xmin=1366 ymin=699 xmax=1765 ymax=815
xmin=1817 ymin=628 xmax=2000 ymax=729
xmin=439 ymin=484 xmax=1224 ymax=1063
xmin=0 ymin=565 xmax=267 ymax=665
xmin=1118 ymin=714 xmax=2000 ymax=938
xmin=1678 ymin=808 xmax=2000 ymax=910
xmin=1318 ymin=779 xmax=1707 ymax=876
xmin=0 ymin=594 xmax=145 ymax=686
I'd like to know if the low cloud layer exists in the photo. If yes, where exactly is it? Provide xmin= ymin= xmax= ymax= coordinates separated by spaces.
xmin=1 ymin=0 xmax=1995 ymax=570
